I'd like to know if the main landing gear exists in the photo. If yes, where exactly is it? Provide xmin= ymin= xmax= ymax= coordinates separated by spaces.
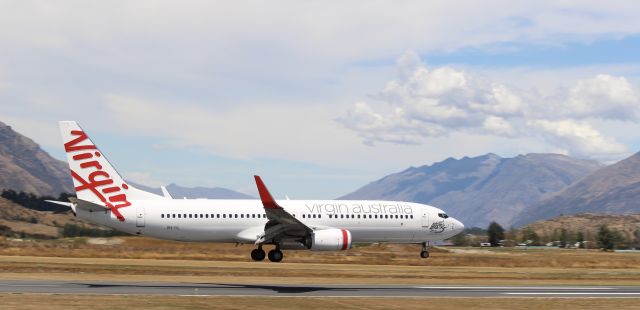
xmin=267 ymin=246 xmax=283 ymax=262
xmin=251 ymin=246 xmax=266 ymax=261
xmin=420 ymin=242 xmax=430 ymax=259
xmin=251 ymin=245 xmax=284 ymax=262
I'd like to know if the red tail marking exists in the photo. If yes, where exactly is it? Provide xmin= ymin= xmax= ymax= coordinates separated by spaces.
xmin=70 ymin=170 xmax=126 ymax=221
xmin=73 ymin=153 xmax=93 ymax=161
xmin=65 ymin=129 xmax=130 ymax=222
xmin=341 ymin=229 xmax=349 ymax=250
xmin=64 ymin=130 xmax=97 ymax=152
xmin=254 ymin=175 xmax=281 ymax=209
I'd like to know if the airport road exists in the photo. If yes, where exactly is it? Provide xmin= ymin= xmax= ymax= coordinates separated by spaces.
xmin=0 ymin=280 xmax=639 ymax=297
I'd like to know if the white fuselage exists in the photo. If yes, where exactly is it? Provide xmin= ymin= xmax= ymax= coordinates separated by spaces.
xmin=78 ymin=199 xmax=464 ymax=244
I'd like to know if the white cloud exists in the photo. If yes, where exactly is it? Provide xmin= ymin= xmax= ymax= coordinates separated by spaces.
xmin=103 ymin=93 xmax=360 ymax=164
xmin=339 ymin=52 xmax=638 ymax=160
xmin=563 ymin=74 xmax=639 ymax=120
xmin=483 ymin=116 xmax=516 ymax=137
xmin=528 ymin=119 xmax=628 ymax=159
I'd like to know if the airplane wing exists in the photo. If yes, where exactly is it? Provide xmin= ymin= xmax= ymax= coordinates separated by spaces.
xmin=254 ymin=175 xmax=312 ymax=244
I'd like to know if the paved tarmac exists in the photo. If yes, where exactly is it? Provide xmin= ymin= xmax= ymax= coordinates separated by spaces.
xmin=1 ymin=280 xmax=640 ymax=297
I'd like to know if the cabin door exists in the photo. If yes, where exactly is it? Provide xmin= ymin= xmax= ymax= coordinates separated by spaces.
xmin=421 ymin=211 xmax=429 ymax=229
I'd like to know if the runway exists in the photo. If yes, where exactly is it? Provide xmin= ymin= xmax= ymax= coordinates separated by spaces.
xmin=0 ymin=280 xmax=639 ymax=297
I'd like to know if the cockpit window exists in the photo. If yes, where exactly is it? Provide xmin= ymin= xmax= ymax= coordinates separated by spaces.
xmin=438 ymin=213 xmax=449 ymax=219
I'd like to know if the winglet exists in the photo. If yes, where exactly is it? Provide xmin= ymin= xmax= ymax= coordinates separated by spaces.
xmin=160 ymin=186 xmax=173 ymax=199
xmin=254 ymin=175 xmax=281 ymax=209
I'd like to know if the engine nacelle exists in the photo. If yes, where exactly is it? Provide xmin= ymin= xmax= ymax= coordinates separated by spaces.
xmin=309 ymin=229 xmax=352 ymax=251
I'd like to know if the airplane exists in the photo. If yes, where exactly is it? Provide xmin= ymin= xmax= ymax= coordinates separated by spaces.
xmin=48 ymin=121 xmax=464 ymax=262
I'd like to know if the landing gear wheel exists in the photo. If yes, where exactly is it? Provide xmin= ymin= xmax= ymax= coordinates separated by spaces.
xmin=251 ymin=248 xmax=266 ymax=261
xmin=420 ymin=250 xmax=430 ymax=259
xmin=420 ymin=242 xmax=430 ymax=259
xmin=268 ymin=249 xmax=283 ymax=262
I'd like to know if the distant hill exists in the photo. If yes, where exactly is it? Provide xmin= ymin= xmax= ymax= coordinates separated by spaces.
xmin=0 ymin=121 xmax=73 ymax=196
xmin=522 ymin=213 xmax=640 ymax=242
xmin=0 ymin=196 xmax=103 ymax=238
xmin=130 ymin=182 xmax=254 ymax=199
xmin=516 ymin=152 xmax=640 ymax=226
xmin=340 ymin=153 xmax=601 ymax=228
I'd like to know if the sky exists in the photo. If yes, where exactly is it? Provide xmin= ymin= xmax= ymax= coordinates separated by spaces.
xmin=1 ymin=1 xmax=640 ymax=198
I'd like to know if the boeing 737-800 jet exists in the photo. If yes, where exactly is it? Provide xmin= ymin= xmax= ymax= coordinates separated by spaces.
xmin=48 ymin=121 xmax=464 ymax=262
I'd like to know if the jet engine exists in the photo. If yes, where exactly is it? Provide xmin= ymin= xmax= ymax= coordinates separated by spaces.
xmin=308 ymin=228 xmax=352 ymax=251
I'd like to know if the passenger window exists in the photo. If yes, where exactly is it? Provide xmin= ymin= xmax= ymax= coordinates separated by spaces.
xmin=172 ymin=214 xmax=176 ymax=218
xmin=319 ymin=214 xmax=321 ymax=219
xmin=302 ymin=214 xmax=306 ymax=218
xmin=234 ymin=214 xmax=238 ymax=218
xmin=161 ymin=214 xmax=164 ymax=218
xmin=410 ymin=215 xmax=414 ymax=219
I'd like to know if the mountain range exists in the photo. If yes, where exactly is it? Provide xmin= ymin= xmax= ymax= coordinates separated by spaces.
xmin=515 ymin=152 xmax=640 ymax=226
xmin=0 ymin=121 xmax=73 ymax=196
xmin=131 ymin=183 xmax=254 ymax=199
xmin=340 ymin=153 xmax=603 ymax=228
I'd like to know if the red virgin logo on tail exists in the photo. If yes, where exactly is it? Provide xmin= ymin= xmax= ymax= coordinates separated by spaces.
xmin=65 ymin=130 xmax=130 ymax=221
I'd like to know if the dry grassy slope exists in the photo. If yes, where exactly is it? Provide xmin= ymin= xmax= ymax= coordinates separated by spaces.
xmin=523 ymin=213 xmax=640 ymax=240
xmin=0 ymin=121 xmax=73 ymax=196
xmin=0 ymin=197 xmax=102 ymax=238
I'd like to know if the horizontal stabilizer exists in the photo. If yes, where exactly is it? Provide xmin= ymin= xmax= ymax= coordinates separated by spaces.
xmin=75 ymin=199 xmax=110 ymax=212
xmin=44 ymin=200 xmax=74 ymax=208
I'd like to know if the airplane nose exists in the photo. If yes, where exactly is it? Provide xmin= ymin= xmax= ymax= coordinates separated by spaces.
xmin=453 ymin=218 xmax=464 ymax=234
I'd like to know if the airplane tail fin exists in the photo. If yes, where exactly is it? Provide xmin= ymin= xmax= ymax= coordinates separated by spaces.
xmin=58 ymin=121 xmax=163 ymax=220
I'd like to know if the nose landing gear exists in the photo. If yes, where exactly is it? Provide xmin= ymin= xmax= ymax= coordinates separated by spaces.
xmin=420 ymin=242 xmax=430 ymax=259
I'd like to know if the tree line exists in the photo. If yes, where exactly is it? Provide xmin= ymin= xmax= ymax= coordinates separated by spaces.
xmin=1 ymin=189 xmax=74 ymax=212
xmin=451 ymin=221 xmax=640 ymax=250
